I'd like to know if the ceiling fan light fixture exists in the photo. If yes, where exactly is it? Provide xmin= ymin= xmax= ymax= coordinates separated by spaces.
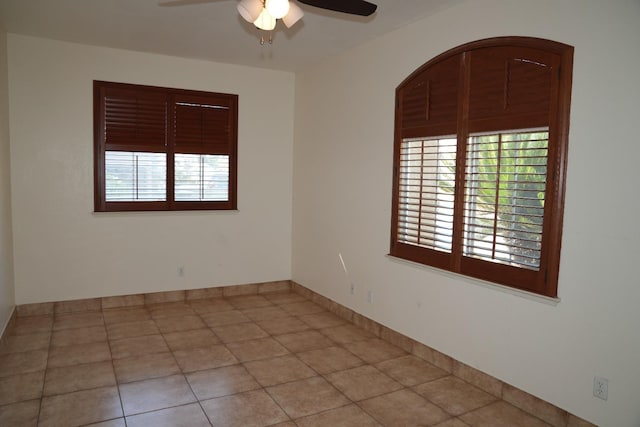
xmin=282 ymin=2 xmax=303 ymax=28
xmin=237 ymin=0 xmax=263 ymax=23
xmin=253 ymin=8 xmax=276 ymax=31
xmin=265 ymin=0 xmax=290 ymax=19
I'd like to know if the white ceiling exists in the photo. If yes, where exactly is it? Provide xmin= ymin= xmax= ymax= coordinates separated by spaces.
xmin=0 ymin=0 xmax=461 ymax=72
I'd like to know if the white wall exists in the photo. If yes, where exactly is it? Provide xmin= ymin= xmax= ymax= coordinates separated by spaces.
xmin=292 ymin=0 xmax=640 ymax=425
xmin=8 ymin=35 xmax=294 ymax=304
xmin=0 ymin=30 xmax=15 ymax=330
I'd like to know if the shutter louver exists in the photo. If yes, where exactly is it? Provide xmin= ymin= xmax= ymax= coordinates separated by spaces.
xmin=397 ymin=136 xmax=457 ymax=253
xmin=174 ymin=97 xmax=231 ymax=155
xmin=103 ymin=89 xmax=167 ymax=151
xmin=463 ymin=130 xmax=548 ymax=270
xmin=400 ymin=55 xmax=460 ymax=138
xmin=468 ymin=47 xmax=556 ymax=132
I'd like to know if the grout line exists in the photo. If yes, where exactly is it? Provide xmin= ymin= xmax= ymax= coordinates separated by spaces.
xmin=35 ymin=313 xmax=54 ymax=426
xmin=102 ymin=312 xmax=128 ymax=426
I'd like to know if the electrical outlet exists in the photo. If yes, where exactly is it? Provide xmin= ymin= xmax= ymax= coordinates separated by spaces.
xmin=178 ymin=266 xmax=185 ymax=277
xmin=350 ymin=282 xmax=355 ymax=295
xmin=593 ymin=376 xmax=608 ymax=400
xmin=367 ymin=290 xmax=373 ymax=304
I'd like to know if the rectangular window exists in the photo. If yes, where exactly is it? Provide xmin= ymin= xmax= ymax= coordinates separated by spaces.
xmin=105 ymin=151 xmax=167 ymax=201
xmin=463 ymin=130 xmax=548 ymax=270
xmin=397 ymin=136 xmax=456 ymax=253
xmin=94 ymin=81 xmax=238 ymax=212
xmin=174 ymin=154 xmax=229 ymax=202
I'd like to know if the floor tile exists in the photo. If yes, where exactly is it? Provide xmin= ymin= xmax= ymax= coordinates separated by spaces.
xmin=433 ymin=419 xmax=471 ymax=427
xmin=126 ymin=403 xmax=210 ymax=427
xmin=106 ymin=320 xmax=159 ymax=340
xmin=325 ymin=365 xmax=403 ymax=401
xmin=319 ymin=324 xmax=375 ymax=344
xmin=47 ymin=341 xmax=111 ymax=368
xmin=200 ymin=389 xmax=289 ymax=427
xmin=226 ymin=337 xmax=290 ymax=362
xmin=188 ymin=297 xmax=234 ymax=314
xmin=113 ymin=352 xmax=180 ymax=383
xmin=54 ymin=298 xmax=101 ymax=315
xmin=244 ymin=355 xmax=316 ymax=387
xmin=0 ymin=399 xmax=40 ymax=427
xmin=50 ymin=325 xmax=107 ymax=347
xmin=154 ymin=315 xmax=206 ymax=334
xmin=44 ymin=361 xmax=115 ymax=396
xmin=503 ymin=383 xmax=566 ymax=427
xmin=0 ymin=349 xmax=48 ymax=377
xmin=344 ymin=338 xmax=407 ymax=364
xmin=186 ymin=364 xmax=261 ymax=400
xmin=0 ymin=371 xmax=44 ymax=405
xmin=11 ymin=315 xmax=52 ymax=335
xmin=280 ymin=301 xmax=325 ymax=316
xmin=145 ymin=291 xmax=186 ymax=306
xmin=360 ymin=388 xmax=451 ymax=426
xmin=295 ymin=404 xmax=382 ymax=427
xmin=376 ymin=355 xmax=448 ymax=386
xmin=256 ymin=316 xmax=310 ymax=335
xmin=274 ymin=330 xmax=334 ymax=353
xmin=86 ymin=418 xmax=127 ymax=427
xmin=298 ymin=312 xmax=346 ymax=329
xmin=0 ymin=332 xmax=50 ymax=354
xmin=241 ymin=306 xmax=290 ymax=321
xmin=119 ymin=374 xmax=196 ymax=416
xmin=227 ymin=295 xmax=273 ymax=309
xmin=163 ymin=328 xmax=220 ymax=351
xmin=262 ymin=292 xmax=307 ymax=305
xmin=414 ymin=376 xmax=498 ymax=416
xmin=297 ymin=346 xmax=364 ymax=374
xmin=110 ymin=334 xmax=169 ymax=359
xmin=211 ymin=322 xmax=269 ymax=343
xmin=53 ymin=312 xmax=104 ymax=331
xmin=101 ymin=294 xmax=144 ymax=310
xmin=148 ymin=303 xmax=196 ymax=319
xmin=39 ymin=386 xmax=122 ymax=427
xmin=103 ymin=307 xmax=151 ymax=325
xmin=201 ymin=310 xmax=251 ymax=327
xmin=266 ymin=376 xmax=350 ymax=419
xmin=173 ymin=344 xmax=238 ymax=372
xmin=459 ymin=400 xmax=552 ymax=426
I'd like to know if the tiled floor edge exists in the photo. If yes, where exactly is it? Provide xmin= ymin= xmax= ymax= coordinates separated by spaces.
xmin=0 ymin=305 xmax=17 ymax=348
xmin=15 ymin=280 xmax=293 ymax=314
xmin=290 ymin=281 xmax=597 ymax=427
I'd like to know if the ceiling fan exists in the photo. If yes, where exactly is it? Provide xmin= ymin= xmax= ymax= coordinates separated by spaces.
xmin=160 ymin=0 xmax=378 ymax=44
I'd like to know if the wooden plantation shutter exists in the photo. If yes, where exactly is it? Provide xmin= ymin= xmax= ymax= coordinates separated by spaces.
xmin=102 ymin=87 xmax=167 ymax=151
xmin=94 ymin=81 xmax=238 ymax=212
xmin=391 ymin=37 xmax=573 ymax=297
xmin=172 ymin=94 xmax=237 ymax=207
xmin=173 ymin=95 xmax=234 ymax=155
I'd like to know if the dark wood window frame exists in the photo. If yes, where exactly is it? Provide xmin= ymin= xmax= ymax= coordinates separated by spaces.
xmin=93 ymin=80 xmax=238 ymax=212
xmin=390 ymin=37 xmax=573 ymax=297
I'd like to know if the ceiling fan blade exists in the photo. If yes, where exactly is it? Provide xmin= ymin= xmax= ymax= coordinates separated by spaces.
xmin=297 ymin=0 xmax=377 ymax=16
xmin=159 ymin=0 xmax=224 ymax=7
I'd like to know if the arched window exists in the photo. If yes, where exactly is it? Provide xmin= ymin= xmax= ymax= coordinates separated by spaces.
xmin=390 ymin=37 xmax=573 ymax=297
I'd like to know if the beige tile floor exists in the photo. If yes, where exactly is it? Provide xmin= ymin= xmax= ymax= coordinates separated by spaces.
xmin=0 ymin=292 xmax=553 ymax=427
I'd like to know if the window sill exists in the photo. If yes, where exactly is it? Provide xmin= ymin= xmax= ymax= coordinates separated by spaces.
xmin=385 ymin=254 xmax=561 ymax=306
xmin=92 ymin=209 xmax=240 ymax=217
